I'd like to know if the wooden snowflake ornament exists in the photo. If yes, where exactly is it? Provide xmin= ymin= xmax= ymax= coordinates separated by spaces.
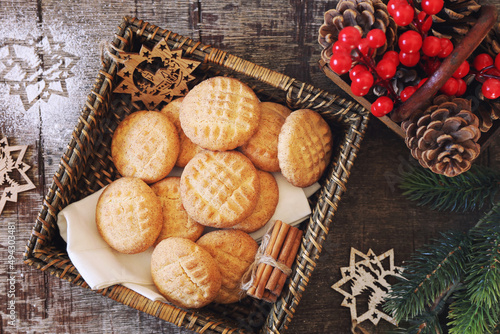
xmin=113 ymin=39 xmax=200 ymax=110
xmin=331 ymin=248 xmax=404 ymax=327
xmin=0 ymin=137 xmax=35 ymax=215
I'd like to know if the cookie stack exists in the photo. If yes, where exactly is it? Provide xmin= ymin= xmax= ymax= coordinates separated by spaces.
xmin=95 ymin=76 xmax=334 ymax=308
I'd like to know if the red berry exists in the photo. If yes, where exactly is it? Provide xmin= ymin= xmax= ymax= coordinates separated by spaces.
xmin=338 ymin=27 xmax=362 ymax=49
xmin=351 ymin=71 xmax=374 ymax=95
xmin=371 ymin=96 xmax=394 ymax=117
xmin=376 ymin=59 xmax=397 ymax=79
xmin=399 ymin=31 xmax=422 ymax=54
xmin=367 ymin=29 xmax=387 ymax=49
xmin=426 ymin=59 xmax=441 ymax=74
xmin=329 ymin=51 xmax=352 ymax=75
xmin=388 ymin=0 xmax=405 ymax=15
xmin=438 ymin=38 xmax=453 ymax=58
xmin=357 ymin=38 xmax=371 ymax=56
xmin=452 ymin=60 xmax=470 ymax=79
xmin=482 ymin=78 xmax=500 ymax=99
xmin=393 ymin=4 xmax=415 ymax=27
xmin=440 ymin=77 xmax=459 ymax=96
xmin=400 ymin=86 xmax=417 ymax=102
xmin=456 ymin=78 xmax=467 ymax=96
xmin=399 ymin=51 xmax=420 ymax=67
xmin=495 ymin=53 xmax=500 ymax=71
xmin=421 ymin=0 xmax=444 ymax=15
xmin=417 ymin=11 xmax=432 ymax=32
xmin=349 ymin=64 xmax=368 ymax=80
xmin=417 ymin=78 xmax=428 ymax=89
xmin=332 ymin=41 xmax=350 ymax=53
xmin=422 ymin=36 xmax=441 ymax=57
xmin=473 ymin=53 xmax=494 ymax=71
xmin=383 ymin=51 xmax=400 ymax=67
xmin=351 ymin=82 xmax=371 ymax=96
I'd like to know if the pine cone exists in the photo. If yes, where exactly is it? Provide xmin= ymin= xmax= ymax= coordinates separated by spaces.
xmin=318 ymin=0 xmax=396 ymax=63
xmin=401 ymin=95 xmax=481 ymax=177
xmin=373 ymin=67 xmax=420 ymax=97
xmin=424 ymin=0 xmax=482 ymax=44
xmin=482 ymin=22 xmax=500 ymax=56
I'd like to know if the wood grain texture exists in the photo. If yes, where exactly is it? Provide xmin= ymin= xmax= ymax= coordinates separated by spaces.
xmin=0 ymin=0 xmax=499 ymax=333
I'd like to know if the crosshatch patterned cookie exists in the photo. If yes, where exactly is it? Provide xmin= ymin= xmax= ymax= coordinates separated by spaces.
xmin=111 ymin=110 xmax=180 ymax=184
xmin=150 ymin=177 xmax=204 ymax=244
xmin=96 ymin=177 xmax=162 ymax=254
xmin=160 ymin=98 xmax=204 ymax=167
xmin=151 ymin=237 xmax=222 ymax=309
xmin=278 ymin=109 xmax=333 ymax=187
xmin=231 ymin=170 xmax=279 ymax=233
xmin=179 ymin=76 xmax=261 ymax=151
xmin=197 ymin=230 xmax=258 ymax=304
xmin=180 ymin=150 xmax=260 ymax=228
xmin=239 ymin=102 xmax=291 ymax=172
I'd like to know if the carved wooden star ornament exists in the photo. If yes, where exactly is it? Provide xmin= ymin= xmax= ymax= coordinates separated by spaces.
xmin=0 ymin=137 xmax=35 ymax=215
xmin=113 ymin=39 xmax=200 ymax=110
xmin=331 ymin=248 xmax=404 ymax=327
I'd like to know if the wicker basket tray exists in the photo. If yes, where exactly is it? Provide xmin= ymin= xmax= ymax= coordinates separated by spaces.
xmin=23 ymin=16 xmax=369 ymax=333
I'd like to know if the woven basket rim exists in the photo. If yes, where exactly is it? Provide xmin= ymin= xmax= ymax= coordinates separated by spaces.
xmin=23 ymin=16 xmax=370 ymax=334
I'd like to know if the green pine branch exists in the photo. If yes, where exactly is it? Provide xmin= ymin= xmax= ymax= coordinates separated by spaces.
xmin=383 ymin=231 xmax=469 ymax=322
xmin=399 ymin=165 xmax=500 ymax=213
xmin=448 ymin=205 xmax=500 ymax=334
xmin=384 ymin=203 xmax=500 ymax=333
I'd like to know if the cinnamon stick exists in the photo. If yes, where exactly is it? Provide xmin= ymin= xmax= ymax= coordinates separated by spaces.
xmin=271 ymin=229 xmax=303 ymax=297
xmin=254 ymin=221 xmax=290 ymax=298
xmin=247 ymin=220 xmax=283 ymax=296
xmin=265 ymin=227 xmax=299 ymax=292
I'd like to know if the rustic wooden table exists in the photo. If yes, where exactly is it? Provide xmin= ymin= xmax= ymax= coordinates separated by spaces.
xmin=1 ymin=1 xmax=499 ymax=333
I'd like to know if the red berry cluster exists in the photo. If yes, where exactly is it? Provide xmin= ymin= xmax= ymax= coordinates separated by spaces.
xmin=328 ymin=0 xmax=476 ymax=117
xmin=472 ymin=53 xmax=500 ymax=100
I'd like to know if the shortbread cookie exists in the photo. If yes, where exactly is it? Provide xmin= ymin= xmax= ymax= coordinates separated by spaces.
xmin=231 ymin=170 xmax=279 ymax=233
xmin=161 ymin=98 xmax=204 ymax=167
xmin=180 ymin=150 xmax=260 ymax=228
xmin=197 ymin=230 xmax=258 ymax=304
xmin=179 ymin=76 xmax=261 ymax=151
xmin=239 ymin=102 xmax=291 ymax=172
xmin=111 ymin=110 xmax=180 ymax=184
xmin=150 ymin=177 xmax=204 ymax=244
xmin=278 ymin=109 xmax=333 ymax=187
xmin=151 ymin=238 xmax=222 ymax=309
xmin=96 ymin=177 xmax=162 ymax=254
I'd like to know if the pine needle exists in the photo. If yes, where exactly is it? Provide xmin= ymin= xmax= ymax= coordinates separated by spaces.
xmin=399 ymin=165 xmax=500 ymax=213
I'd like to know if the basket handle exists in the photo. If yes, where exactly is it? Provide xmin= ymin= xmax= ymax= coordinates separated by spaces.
xmin=391 ymin=5 xmax=498 ymax=122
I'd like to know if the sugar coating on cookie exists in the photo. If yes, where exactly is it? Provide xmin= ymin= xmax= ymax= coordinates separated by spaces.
xmin=180 ymin=150 xmax=260 ymax=228
xmin=96 ymin=177 xmax=162 ymax=254
xmin=197 ymin=230 xmax=258 ymax=304
xmin=179 ymin=76 xmax=261 ymax=151
xmin=151 ymin=237 xmax=222 ymax=309
xmin=231 ymin=170 xmax=279 ymax=233
xmin=239 ymin=102 xmax=291 ymax=172
xmin=278 ymin=109 xmax=333 ymax=187
xmin=161 ymin=98 xmax=204 ymax=167
xmin=111 ymin=110 xmax=180 ymax=184
xmin=150 ymin=177 xmax=204 ymax=244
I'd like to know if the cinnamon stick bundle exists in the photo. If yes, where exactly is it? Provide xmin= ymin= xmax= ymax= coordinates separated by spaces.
xmin=246 ymin=220 xmax=303 ymax=303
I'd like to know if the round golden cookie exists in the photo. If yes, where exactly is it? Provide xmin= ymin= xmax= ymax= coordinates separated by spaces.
xmin=179 ymin=76 xmax=261 ymax=151
xmin=150 ymin=177 xmax=204 ymax=244
xmin=96 ymin=177 xmax=162 ymax=254
xmin=161 ymin=98 xmax=204 ymax=167
xmin=278 ymin=109 xmax=333 ymax=187
xmin=231 ymin=170 xmax=279 ymax=233
xmin=151 ymin=238 xmax=222 ymax=309
xmin=111 ymin=110 xmax=180 ymax=184
xmin=197 ymin=230 xmax=258 ymax=304
xmin=239 ymin=102 xmax=291 ymax=172
xmin=180 ymin=150 xmax=260 ymax=228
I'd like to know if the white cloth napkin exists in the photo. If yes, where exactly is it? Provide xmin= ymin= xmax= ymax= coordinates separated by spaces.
xmin=57 ymin=171 xmax=319 ymax=302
